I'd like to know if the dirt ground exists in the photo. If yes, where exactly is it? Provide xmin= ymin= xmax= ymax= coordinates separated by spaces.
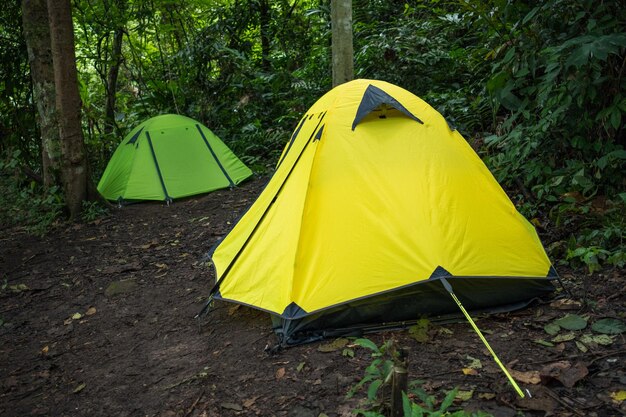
xmin=1 ymin=177 xmax=624 ymax=417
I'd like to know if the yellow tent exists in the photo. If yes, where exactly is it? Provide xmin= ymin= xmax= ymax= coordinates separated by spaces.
xmin=207 ymin=79 xmax=556 ymax=345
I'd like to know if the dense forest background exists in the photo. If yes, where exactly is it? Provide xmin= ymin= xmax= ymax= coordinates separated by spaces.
xmin=1 ymin=0 xmax=624 ymax=273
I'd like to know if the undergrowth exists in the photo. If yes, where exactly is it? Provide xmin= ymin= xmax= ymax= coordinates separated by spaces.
xmin=511 ymin=189 xmax=626 ymax=274
xmin=225 ymin=125 xmax=290 ymax=174
xmin=0 ymin=150 xmax=109 ymax=235
xmin=350 ymin=338 xmax=492 ymax=417
xmin=0 ymin=152 xmax=64 ymax=236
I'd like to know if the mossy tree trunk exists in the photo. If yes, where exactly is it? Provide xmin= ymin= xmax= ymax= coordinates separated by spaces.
xmin=21 ymin=0 xmax=60 ymax=188
xmin=47 ymin=0 xmax=90 ymax=218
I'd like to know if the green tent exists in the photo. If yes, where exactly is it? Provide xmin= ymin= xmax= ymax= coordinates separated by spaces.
xmin=97 ymin=114 xmax=253 ymax=202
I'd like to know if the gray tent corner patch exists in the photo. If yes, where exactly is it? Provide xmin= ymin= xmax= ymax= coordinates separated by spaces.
xmin=547 ymin=265 xmax=559 ymax=278
xmin=428 ymin=266 xmax=452 ymax=279
xmin=352 ymin=84 xmax=423 ymax=130
xmin=281 ymin=302 xmax=308 ymax=319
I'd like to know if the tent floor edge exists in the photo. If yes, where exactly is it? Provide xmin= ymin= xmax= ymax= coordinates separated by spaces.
xmin=271 ymin=276 xmax=555 ymax=346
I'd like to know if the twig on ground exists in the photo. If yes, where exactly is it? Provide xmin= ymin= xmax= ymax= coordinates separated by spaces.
xmin=524 ymin=349 xmax=626 ymax=366
xmin=183 ymin=389 xmax=205 ymax=417
xmin=543 ymin=387 xmax=585 ymax=416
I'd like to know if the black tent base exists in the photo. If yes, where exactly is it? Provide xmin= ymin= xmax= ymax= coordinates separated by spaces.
xmin=271 ymin=276 xmax=556 ymax=346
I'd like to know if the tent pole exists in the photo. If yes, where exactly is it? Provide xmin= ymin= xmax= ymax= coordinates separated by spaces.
xmin=145 ymin=132 xmax=172 ymax=202
xmin=195 ymin=125 xmax=234 ymax=187
xmin=195 ymin=294 xmax=214 ymax=319
xmin=440 ymin=278 xmax=525 ymax=398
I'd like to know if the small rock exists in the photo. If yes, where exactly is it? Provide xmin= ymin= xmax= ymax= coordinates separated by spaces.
xmin=288 ymin=405 xmax=317 ymax=417
xmin=105 ymin=280 xmax=137 ymax=297
xmin=220 ymin=402 xmax=243 ymax=411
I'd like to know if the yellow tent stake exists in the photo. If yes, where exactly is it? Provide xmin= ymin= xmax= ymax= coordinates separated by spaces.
xmin=441 ymin=278 xmax=525 ymax=398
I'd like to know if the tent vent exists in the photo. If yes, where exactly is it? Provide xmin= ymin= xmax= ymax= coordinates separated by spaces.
xmin=313 ymin=125 xmax=324 ymax=141
xmin=126 ymin=127 xmax=144 ymax=145
xmin=352 ymin=84 xmax=423 ymax=130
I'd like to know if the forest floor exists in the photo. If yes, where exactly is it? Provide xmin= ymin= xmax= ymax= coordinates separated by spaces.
xmin=0 ymin=177 xmax=625 ymax=417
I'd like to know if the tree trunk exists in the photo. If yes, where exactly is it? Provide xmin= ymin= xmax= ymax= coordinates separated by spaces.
xmin=21 ymin=0 xmax=60 ymax=188
xmin=331 ymin=0 xmax=353 ymax=87
xmin=47 ymin=0 xmax=89 ymax=218
xmin=104 ymin=26 xmax=124 ymax=137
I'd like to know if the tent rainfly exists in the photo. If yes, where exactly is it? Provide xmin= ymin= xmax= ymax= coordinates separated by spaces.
xmin=203 ymin=79 xmax=557 ymax=348
xmin=97 ymin=114 xmax=252 ymax=202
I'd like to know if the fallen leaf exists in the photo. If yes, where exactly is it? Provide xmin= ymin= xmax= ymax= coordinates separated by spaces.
xmin=313 ymin=378 xmax=321 ymax=385
xmin=591 ymin=334 xmax=614 ymax=346
xmin=533 ymin=339 xmax=554 ymax=347
xmin=540 ymin=361 xmax=588 ymax=388
xmin=592 ymin=318 xmax=626 ymax=335
xmin=478 ymin=393 xmax=496 ymax=400
xmin=575 ymin=341 xmax=588 ymax=353
xmin=296 ymin=362 xmax=306 ymax=372
xmin=611 ymin=391 xmax=626 ymax=403
xmin=466 ymin=356 xmax=482 ymax=369
xmin=220 ymin=403 xmax=243 ymax=411
xmin=550 ymin=299 xmax=582 ymax=310
xmin=155 ymin=263 xmax=168 ymax=269
xmin=462 ymin=368 xmax=478 ymax=376
xmin=275 ymin=367 xmax=286 ymax=380
xmin=71 ymin=313 xmax=82 ymax=320
xmin=510 ymin=369 xmax=541 ymax=384
xmin=243 ymin=396 xmax=258 ymax=408
xmin=543 ymin=323 xmax=561 ymax=336
xmin=554 ymin=314 xmax=588 ymax=330
xmin=317 ymin=338 xmax=349 ymax=352
xmin=455 ymin=390 xmax=473 ymax=401
xmin=9 ymin=284 xmax=29 ymax=293
xmin=85 ymin=307 xmax=96 ymax=316
xmin=73 ymin=383 xmax=86 ymax=394
xmin=551 ymin=332 xmax=576 ymax=342
xmin=63 ymin=318 xmax=73 ymax=326
xmin=41 ymin=345 xmax=49 ymax=354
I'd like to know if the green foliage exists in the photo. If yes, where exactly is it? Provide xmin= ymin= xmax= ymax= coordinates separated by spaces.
xmin=0 ymin=1 xmax=38 ymax=169
xmin=0 ymin=151 xmax=64 ymax=235
xmin=81 ymin=200 xmax=109 ymax=222
xmin=477 ymin=0 xmax=625 ymax=272
xmin=546 ymin=195 xmax=625 ymax=273
xmin=347 ymin=338 xmax=396 ymax=400
xmin=351 ymin=338 xmax=492 ymax=417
